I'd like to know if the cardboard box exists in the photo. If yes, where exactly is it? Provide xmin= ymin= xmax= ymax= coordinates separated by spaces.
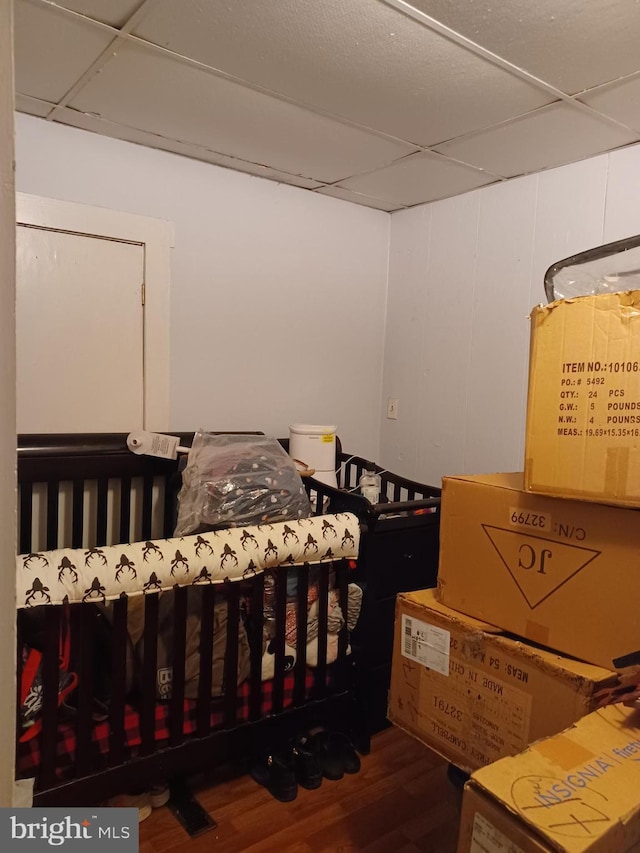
xmin=457 ymin=704 xmax=640 ymax=853
xmin=388 ymin=589 xmax=616 ymax=774
xmin=437 ymin=472 xmax=640 ymax=670
xmin=525 ymin=291 xmax=640 ymax=508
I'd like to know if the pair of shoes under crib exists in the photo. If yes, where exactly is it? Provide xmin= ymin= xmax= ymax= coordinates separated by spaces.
xmin=107 ymin=785 xmax=170 ymax=821
xmin=305 ymin=729 xmax=361 ymax=781
xmin=250 ymin=729 xmax=360 ymax=802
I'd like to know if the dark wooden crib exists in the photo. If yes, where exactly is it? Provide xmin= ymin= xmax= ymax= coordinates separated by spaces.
xmin=15 ymin=433 xmax=359 ymax=809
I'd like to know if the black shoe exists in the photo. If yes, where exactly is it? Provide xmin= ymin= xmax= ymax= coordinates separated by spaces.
xmin=329 ymin=732 xmax=361 ymax=775
xmin=311 ymin=730 xmax=361 ymax=780
xmin=292 ymin=736 xmax=323 ymax=790
xmin=315 ymin=731 xmax=344 ymax=781
xmin=348 ymin=726 xmax=371 ymax=756
xmin=250 ymin=751 xmax=298 ymax=802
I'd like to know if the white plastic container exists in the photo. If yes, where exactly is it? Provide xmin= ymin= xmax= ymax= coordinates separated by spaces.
xmin=359 ymin=469 xmax=381 ymax=504
xmin=289 ymin=423 xmax=338 ymax=487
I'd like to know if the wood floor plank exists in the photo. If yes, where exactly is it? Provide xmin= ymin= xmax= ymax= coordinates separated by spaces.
xmin=138 ymin=727 xmax=461 ymax=852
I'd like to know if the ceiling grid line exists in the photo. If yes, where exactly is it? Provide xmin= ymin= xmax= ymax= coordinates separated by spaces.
xmin=13 ymin=0 xmax=640 ymax=211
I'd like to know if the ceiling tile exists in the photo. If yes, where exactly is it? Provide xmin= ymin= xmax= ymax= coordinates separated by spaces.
xmin=67 ymin=41 xmax=417 ymax=183
xmin=131 ymin=0 xmax=553 ymax=146
xmin=335 ymin=152 xmax=498 ymax=207
xmin=580 ymin=74 xmax=640 ymax=133
xmin=315 ymin=186 xmax=404 ymax=212
xmin=14 ymin=0 xmax=116 ymax=102
xmin=52 ymin=0 xmax=145 ymax=28
xmin=15 ymin=93 xmax=55 ymax=117
xmin=203 ymin=155 xmax=326 ymax=191
xmin=433 ymin=103 xmax=639 ymax=178
xmin=54 ymin=108 xmax=326 ymax=189
xmin=411 ymin=0 xmax=640 ymax=95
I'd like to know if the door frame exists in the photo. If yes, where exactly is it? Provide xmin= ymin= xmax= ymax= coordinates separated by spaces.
xmin=16 ymin=192 xmax=173 ymax=430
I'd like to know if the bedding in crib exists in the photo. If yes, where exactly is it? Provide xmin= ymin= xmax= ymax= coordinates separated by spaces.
xmin=17 ymin=669 xmax=318 ymax=782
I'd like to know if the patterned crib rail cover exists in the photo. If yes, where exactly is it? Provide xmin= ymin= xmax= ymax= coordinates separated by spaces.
xmin=17 ymin=513 xmax=360 ymax=608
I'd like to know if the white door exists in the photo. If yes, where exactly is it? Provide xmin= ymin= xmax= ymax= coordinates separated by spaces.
xmin=16 ymin=193 xmax=173 ymax=433
xmin=17 ymin=226 xmax=145 ymax=432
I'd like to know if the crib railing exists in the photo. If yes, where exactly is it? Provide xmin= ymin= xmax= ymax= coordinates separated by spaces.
xmin=17 ymin=559 xmax=351 ymax=805
xmin=304 ymin=451 xmax=441 ymax=529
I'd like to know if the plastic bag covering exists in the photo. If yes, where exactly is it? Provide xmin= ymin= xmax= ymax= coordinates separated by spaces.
xmin=174 ymin=433 xmax=312 ymax=536
xmin=545 ymin=234 xmax=640 ymax=303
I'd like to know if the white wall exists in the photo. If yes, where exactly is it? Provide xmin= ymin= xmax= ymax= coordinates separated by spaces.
xmin=14 ymin=113 xmax=389 ymax=458
xmin=17 ymin=112 xmax=640 ymax=485
xmin=381 ymin=145 xmax=640 ymax=486
xmin=0 ymin=0 xmax=16 ymax=807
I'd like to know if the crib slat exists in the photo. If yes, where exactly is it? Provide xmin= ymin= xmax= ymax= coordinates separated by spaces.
xmin=271 ymin=569 xmax=288 ymax=714
xmin=19 ymin=481 xmax=33 ymax=554
xmin=140 ymin=593 xmax=159 ymax=756
xmin=46 ymin=482 xmax=59 ymax=550
xmin=223 ymin=585 xmax=240 ymax=728
xmin=119 ymin=477 xmax=132 ymax=544
xmin=169 ymin=587 xmax=188 ymax=747
xmin=15 ymin=614 xmax=24 ymax=774
xmin=39 ymin=607 xmax=62 ymax=789
xmin=141 ymin=475 xmax=154 ymax=542
xmin=248 ymin=574 xmax=264 ymax=722
xmin=72 ymin=480 xmax=84 ymax=549
xmin=293 ymin=566 xmax=309 ymax=706
xmin=335 ymin=560 xmax=350 ymax=693
xmin=108 ymin=596 xmax=129 ymax=766
xmin=95 ymin=477 xmax=109 ymax=547
xmin=196 ymin=586 xmax=215 ymax=737
xmin=314 ymin=563 xmax=330 ymax=697
xmin=73 ymin=604 xmax=96 ymax=777
xmin=163 ymin=473 xmax=176 ymax=539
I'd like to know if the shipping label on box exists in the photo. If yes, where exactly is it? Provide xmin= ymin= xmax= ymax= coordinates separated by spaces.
xmin=437 ymin=472 xmax=640 ymax=668
xmin=457 ymin=705 xmax=640 ymax=853
xmin=401 ymin=611 xmax=533 ymax=767
xmin=389 ymin=590 xmax=616 ymax=774
xmin=525 ymin=290 xmax=640 ymax=507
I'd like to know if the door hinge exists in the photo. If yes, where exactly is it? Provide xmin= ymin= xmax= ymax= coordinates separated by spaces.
xmin=141 ymin=281 xmax=146 ymax=306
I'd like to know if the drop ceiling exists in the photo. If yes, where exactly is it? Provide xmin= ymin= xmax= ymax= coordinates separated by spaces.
xmin=13 ymin=0 xmax=640 ymax=212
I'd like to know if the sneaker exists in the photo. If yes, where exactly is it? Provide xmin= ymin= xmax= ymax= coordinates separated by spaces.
xmin=108 ymin=792 xmax=152 ymax=822
xmin=149 ymin=785 xmax=170 ymax=808
xmin=250 ymin=752 xmax=298 ymax=802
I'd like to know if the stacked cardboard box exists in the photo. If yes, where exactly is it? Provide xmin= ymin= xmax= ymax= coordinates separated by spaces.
xmin=388 ymin=589 xmax=617 ymax=774
xmin=457 ymin=704 xmax=640 ymax=853
xmin=524 ymin=290 xmax=640 ymax=508
xmin=390 ymin=290 xmax=640 ymax=784
xmin=435 ymin=471 xmax=640 ymax=671
xmin=437 ymin=290 xmax=640 ymax=670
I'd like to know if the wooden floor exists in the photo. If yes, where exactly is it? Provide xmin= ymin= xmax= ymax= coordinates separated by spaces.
xmin=139 ymin=726 xmax=463 ymax=852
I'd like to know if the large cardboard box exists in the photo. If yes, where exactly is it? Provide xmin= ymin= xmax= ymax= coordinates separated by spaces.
xmin=525 ymin=290 xmax=640 ymax=508
xmin=388 ymin=589 xmax=616 ymax=774
xmin=457 ymin=704 xmax=640 ymax=853
xmin=437 ymin=472 xmax=640 ymax=670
